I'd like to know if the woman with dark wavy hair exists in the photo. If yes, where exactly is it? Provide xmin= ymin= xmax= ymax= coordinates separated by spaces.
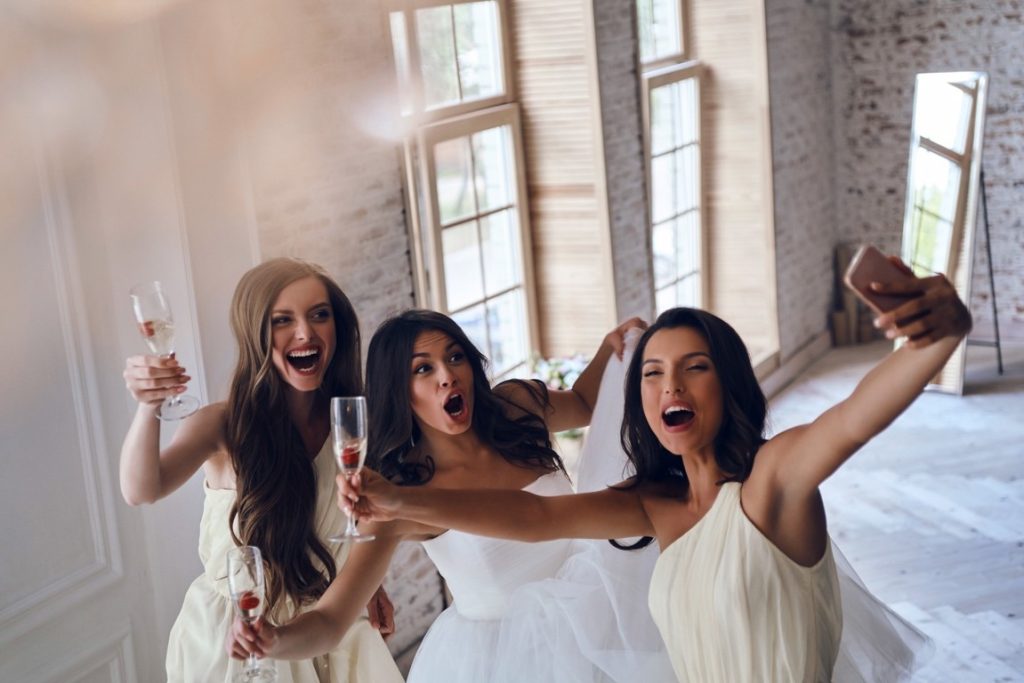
xmin=226 ymin=309 xmax=675 ymax=682
xmin=338 ymin=269 xmax=971 ymax=682
xmin=119 ymin=258 xmax=402 ymax=683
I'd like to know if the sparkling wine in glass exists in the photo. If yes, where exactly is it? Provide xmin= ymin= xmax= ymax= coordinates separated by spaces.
xmin=227 ymin=546 xmax=277 ymax=682
xmin=129 ymin=281 xmax=200 ymax=421
xmin=329 ymin=396 xmax=375 ymax=543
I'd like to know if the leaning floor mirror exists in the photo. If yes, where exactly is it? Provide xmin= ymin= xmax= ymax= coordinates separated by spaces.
xmin=901 ymin=71 xmax=988 ymax=394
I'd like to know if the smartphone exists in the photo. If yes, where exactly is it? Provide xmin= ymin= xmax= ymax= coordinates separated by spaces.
xmin=843 ymin=244 xmax=918 ymax=315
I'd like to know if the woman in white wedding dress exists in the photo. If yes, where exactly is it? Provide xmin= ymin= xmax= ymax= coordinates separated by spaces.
xmin=227 ymin=309 xmax=674 ymax=682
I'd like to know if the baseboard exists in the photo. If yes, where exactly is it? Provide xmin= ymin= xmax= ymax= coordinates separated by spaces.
xmin=760 ymin=330 xmax=832 ymax=399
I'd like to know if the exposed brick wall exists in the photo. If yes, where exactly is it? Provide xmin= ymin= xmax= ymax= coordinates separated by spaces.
xmin=592 ymin=0 xmax=656 ymax=322
xmin=765 ymin=0 xmax=838 ymax=359
xmin=831 ymin=0 xmax=1024 ymax=339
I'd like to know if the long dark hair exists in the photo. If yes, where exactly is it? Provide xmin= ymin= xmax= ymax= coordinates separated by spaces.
xmin=225 ymin=258 xmax=361 ymax=615
xmin=365 ymin=309 xmax=562 ymax=485
xmin=622 ymin=307 xmax=767 ymax=488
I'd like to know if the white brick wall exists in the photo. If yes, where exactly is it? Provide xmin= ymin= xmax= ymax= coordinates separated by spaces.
xmin=592 ymin=0 xmax=656 ymax=322
xmin=831 ymin=0 xmax=1024 ymax=339
xmin=765 ymin=0 xmax=839 ymax=359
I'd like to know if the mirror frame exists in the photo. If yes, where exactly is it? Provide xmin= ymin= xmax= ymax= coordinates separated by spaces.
xmin=901 ymin=71 xmax=988 ymax=395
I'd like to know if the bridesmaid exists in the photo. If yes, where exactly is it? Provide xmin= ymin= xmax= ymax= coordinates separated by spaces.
xmin=120 ymin=258 xmax=402 ymax=682
xmin=339 ymin=268 xmax=970 ymax=682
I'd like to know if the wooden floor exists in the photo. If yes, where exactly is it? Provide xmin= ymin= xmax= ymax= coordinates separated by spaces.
xmin=769 ymin=340 xmax=1024 ymax=682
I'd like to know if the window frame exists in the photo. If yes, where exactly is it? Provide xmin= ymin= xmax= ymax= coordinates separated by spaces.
xmin=641 ymin=60 xmax=707 ymax=312
xmin=414 ymin=103 xmax=541 ymax=375
xmin=636 ymin=0 xmax=689 ymax=70
xmin=386 ymin=0 xmax=516 ymax=126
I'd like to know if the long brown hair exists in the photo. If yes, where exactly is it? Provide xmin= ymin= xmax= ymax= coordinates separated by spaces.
xmin=225 ymin=258 xmax=362 ymax=614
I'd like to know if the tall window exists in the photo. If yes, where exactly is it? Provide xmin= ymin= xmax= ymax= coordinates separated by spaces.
xmin=390 ymin=0 xmax=537 ymax=378
xmin=637 ymin=0 xmax=704 ymax=313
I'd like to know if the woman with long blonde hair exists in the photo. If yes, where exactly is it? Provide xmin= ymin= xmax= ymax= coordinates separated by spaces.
xmin=120 ymin=258 xmax=402 ymax=683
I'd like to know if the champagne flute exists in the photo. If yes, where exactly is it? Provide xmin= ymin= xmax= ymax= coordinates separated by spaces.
xmin=129 ymin=281 xmax=200 ymax=421
xmin=227 ymin=546 xmax=277 ymax=682
xmin=329 ymin=396 xmax=375 ymax=543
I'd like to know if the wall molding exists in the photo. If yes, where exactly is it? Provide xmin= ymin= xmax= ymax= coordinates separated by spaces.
xmin=0 ymin=148 xmax=124 ymax=641
xmin=42 ymin=624 xmax=136 ymax=683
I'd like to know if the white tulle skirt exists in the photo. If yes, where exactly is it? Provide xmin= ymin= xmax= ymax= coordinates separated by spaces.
xmin=407 ymin=538 xmax=675 ymax=683
xmin=831 ymin=542 xmax=933 ymax=681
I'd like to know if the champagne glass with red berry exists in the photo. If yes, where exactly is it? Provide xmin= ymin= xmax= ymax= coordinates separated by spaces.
xmin=328 ymin=396 xmax=375 ymax=543
xmin=129 ymin=281 xmax=199 ymax=421
xmin=227 ymin=546 xmax=277 ymax=682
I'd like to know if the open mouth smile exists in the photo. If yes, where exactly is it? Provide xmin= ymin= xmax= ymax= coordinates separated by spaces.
xmin=443 ymin=392 xmax=466 ymax=418
xmin=662 ymin=405 xmax=695 ymax=429
xmin=286 ymin=346 xmax=321 ymax=375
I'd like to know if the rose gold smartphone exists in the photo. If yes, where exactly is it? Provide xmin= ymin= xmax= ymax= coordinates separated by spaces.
xmin=843 ymin=245 xmax=918 ymax=315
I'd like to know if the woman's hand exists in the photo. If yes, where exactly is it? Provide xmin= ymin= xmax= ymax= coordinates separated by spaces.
xmin=336 ymin=470 xmax=404 ymax=523
xmin=123 ymin=354 xmax=190 ymax=408
xmin=603 ymin=317 xmax=648 ymax=359
xmin=871 ymin=258 xmax=972 ymax=348
xmin=225 ymin=616 xmax=278 ymax=660
xmin=366 ymin=585 xmax=395 ymax=639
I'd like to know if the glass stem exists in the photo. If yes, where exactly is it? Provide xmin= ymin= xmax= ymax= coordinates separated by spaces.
xmin=160 ymin=353 xmax=182 ymax=407
xmin=247 ymin=652 xmax=259 ymax=672
xmin=345 ymin=509 xmax=359 ymax=536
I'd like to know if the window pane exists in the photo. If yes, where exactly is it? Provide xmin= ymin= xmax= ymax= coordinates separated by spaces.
xmin=677 ymin=211 xmax=700 ymax=276
xmin=915 ymin=77 xmax=973 ymax=155
xmin=655 ymin=284 xmax=676 ymax=314
xmin=637 ymin=0 xmax=681 ymax=63
xmin=435 ymin=136 xmax=476 ymax=225
xmin=677 ymin=274 xmax=699 ymax=308
xmin=650 ymin=84 xmax=680 ymax=156
xmin=651 ymin=152 xmax=675 ymax=224
xmin=679 ymin=78 xmax=697 ymax=143
xmin=651 ymin=0 xmax=682 ymax=60
xmin=473 ymin=125 xmax=514 ymax=213
xmin=442 ymin=221 xmax=484 ymax=310
xmin=906 ymin=147 xmax=960 ymax=276
xmin=652 ymin=220 xmax=675 ymax=287
xmin=417 ymin=6 xmax=460 ymax=108
xmin=675 ymin=144 xmax=698 ymax=214
xmin=452 ymin=303 xmax=488 ymax=358
xmin=454 ymin=1 xmax=504 ymax=101
xmin=389 ymin=12 xmax=414 ymax=116
xmin=481 ymin=209 xmax=521 ymax=295
xmin=487 ymin=289 xmax=528 ymax=376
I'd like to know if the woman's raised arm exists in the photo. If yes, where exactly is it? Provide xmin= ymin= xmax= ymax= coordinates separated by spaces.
xmin=119 ymin=355 xmax=222 ymax=505
xmin=763 ymin=273 xmax=971 ymax=495
xmin=498 ymin=317 xmax=646 ymax=434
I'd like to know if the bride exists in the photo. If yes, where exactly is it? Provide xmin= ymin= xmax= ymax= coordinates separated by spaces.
xmin=226 ymin=309 xmax=674 ymax=682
